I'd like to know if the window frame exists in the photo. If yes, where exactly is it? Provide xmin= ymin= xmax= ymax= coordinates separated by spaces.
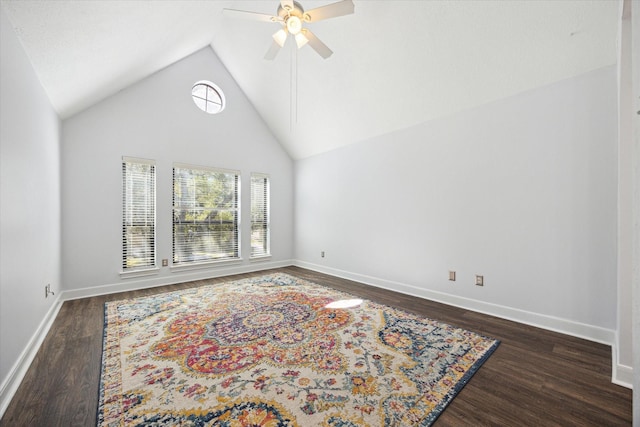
xmin=191 ymin=80 xmax=226 ymax=114
xmin=250 ymin=173 xmax=271 ymax=260
xmin=121 ymin=156 xmax=157 ymax=276
xmin=172 ymin=163 xmax=241 ymax=269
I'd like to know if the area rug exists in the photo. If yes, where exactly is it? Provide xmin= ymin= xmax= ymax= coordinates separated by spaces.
xmin=98 ymin=273 xmax=499 ymax=426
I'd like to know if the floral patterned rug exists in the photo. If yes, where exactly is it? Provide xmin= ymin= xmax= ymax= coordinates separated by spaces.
xmin=98 ymin=273 xmax=499 ymax=426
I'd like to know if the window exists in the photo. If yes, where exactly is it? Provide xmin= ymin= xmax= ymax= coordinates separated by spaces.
xmin=122 ymin=157 xmax=156 ymax=271
xmin=191 ymin=81 xmax=225 ymax=114
xmin=251 ymin=173 xmax=270 ymax=258
xmin=173 ymin=164 xmax=240 ymax=264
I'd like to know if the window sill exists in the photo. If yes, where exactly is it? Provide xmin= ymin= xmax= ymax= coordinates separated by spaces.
xmin=120 ymin=267 xmax=160 ymax=279
xmin=250 ymin=255 xmax=272 ymax=262
xmin=170 ymin=258 xmax=243 ymax=273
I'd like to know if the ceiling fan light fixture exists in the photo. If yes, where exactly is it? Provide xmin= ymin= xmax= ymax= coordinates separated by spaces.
xmin=273 ymin=28 xmax=288 ymax=47
xmin=295 ymin=32 xmax=309 ymax=48
xmin=286 ymin=15 xmax=303 ymax=35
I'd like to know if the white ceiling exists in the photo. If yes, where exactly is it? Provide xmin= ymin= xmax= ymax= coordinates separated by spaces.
xmin=1 ymin=0 xmax=619 ymax=159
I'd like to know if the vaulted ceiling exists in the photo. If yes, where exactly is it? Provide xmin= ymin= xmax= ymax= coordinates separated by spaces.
xmin=1 ymin=0 xmax=619 ymax=159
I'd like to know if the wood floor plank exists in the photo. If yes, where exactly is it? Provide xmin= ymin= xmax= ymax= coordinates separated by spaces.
xmin=0 ymin=267 xmax=632 ymax=426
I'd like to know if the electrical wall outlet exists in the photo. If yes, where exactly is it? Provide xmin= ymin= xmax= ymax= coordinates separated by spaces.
xmin=45 ymin=284 xmax=54 ymax=298
xmin=321 ymin=251 xmax=325 ymax=258
xmin=449 ymin=271 xmax=456 ymax=281
xmin=162 ymin=259 xmax=168 ymax=267
xmin=475 ymin=275 xmax=484 ymax=286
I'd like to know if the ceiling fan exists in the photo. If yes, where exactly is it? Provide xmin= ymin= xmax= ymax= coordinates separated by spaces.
xmin=223 ymin=0 xmax=355 ymax=60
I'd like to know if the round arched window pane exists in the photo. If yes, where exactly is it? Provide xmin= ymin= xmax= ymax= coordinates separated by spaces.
xmin=192 ymin=81 xmax=225 ymax=114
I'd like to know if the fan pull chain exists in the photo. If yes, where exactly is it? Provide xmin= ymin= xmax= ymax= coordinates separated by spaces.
xmin=290 ymin=42 xmax=298 ymax=131
xmin=295 ymin=44 xmax=299 ymax=125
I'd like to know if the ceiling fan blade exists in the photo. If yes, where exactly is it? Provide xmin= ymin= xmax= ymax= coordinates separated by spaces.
xmin=264 ymin=40 xmax=282 ymax=60
xmin=280 ymin=0 xmax=294 ymax=12
xmin=223 ymin=8 xmax=280 ymax=23
xmin=302 ymin=30 xmax=333 ymax=59
xmin=304 ymin=0 xmax=354 ymax=23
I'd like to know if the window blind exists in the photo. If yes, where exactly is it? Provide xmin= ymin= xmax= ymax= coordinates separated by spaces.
xmin=250 ymin=173 xmax=270 ymax=258
xmin=173 ymin=164 xmax=240 ymax=264
xmin=122 ymin=157 xmax=156 ymax=270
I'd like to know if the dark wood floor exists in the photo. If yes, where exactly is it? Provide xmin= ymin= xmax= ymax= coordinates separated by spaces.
xmin=1 ymin=266 xmax=632 ymax=426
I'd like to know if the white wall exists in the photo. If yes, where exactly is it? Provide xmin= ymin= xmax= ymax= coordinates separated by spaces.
xmin=61 ymin=47 xmax=294 ymax=296
xmin=295 ymin=66 xmax=618 ymax=339
xmin=0 ymin=5 xmax=62 ymax=411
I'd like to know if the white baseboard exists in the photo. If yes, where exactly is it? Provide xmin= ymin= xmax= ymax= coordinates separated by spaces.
xmin=612 ymin=345 xmax=634 ymax=388
xmin=0 ymin=295 xmax=64 ymax=419
xmin=294 ymin=260 xmax=616 ymax=344
xmin=612 ymin=364 xmax=633 ymax=388
xmin=63 ymin=259 xmax=294 ymax=301
xmin=294 ymin=260 xmax=632 ymax=389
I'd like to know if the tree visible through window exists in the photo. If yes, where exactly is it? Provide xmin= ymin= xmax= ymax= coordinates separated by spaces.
xmin=173 ymin=165 xmax=240 ymax=264
xmin=251 ymin=173 xmax=270 ymax=258
xmin=122 ymin=157 xmax=156 ymax=270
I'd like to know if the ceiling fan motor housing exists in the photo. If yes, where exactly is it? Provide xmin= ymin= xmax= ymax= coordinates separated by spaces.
xmin=278 ymin=1 xmax=310 ymax=25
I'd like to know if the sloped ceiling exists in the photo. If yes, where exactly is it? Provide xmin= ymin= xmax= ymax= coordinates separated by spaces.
xmin=1 ymin=0 xmax=619 ymax=159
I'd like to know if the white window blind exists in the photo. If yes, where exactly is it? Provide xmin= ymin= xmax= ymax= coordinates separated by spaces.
xmin=122 ymin=157 xmax=156 ymax=270
xmin=173 ymin=164 xmax=240 ymax=264
xmin=250 ymin=173 xmax=270 ymax=258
